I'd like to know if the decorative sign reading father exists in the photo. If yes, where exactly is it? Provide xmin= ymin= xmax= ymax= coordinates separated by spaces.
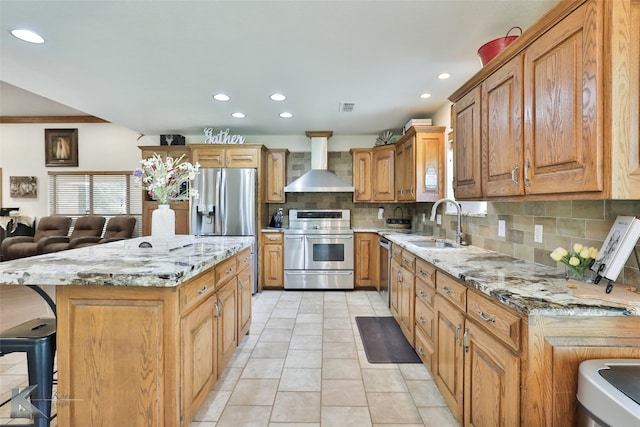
xmin=204 ymin=128 xmax=246 ymax=144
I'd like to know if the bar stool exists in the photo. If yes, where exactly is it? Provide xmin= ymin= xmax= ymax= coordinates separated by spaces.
xmin=0 ymin=285 xmax=56 ymax=427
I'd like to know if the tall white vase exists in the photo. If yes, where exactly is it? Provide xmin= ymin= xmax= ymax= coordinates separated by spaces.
xmin=151 ymin=204 xmax=175 ymax=240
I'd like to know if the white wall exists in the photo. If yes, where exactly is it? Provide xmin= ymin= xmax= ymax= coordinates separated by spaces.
xmin=0 ymin=124 xmax=379 ymax=219
xmin=0 ymin=123 xmax=143 ymax=218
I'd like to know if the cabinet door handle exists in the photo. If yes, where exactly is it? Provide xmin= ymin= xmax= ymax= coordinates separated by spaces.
xmin=410 ymin=185 xmax=414 ymax=196
xmin=442 ymin=286 xmax=452 ymax=294
xmin=463 ymin=327 xmax=469 ymax=353
xmin=455 ymin=324 xmax=462 ymax=347
xmin=511 ymin=163 xmax=519 ymax=185
xmin=418 ymin=315 xmax=426 ymax=324
xmin=214 ymin=301 xmax=220 ymax=318
xmin=218 ymin=298 xmax=225 ymax=313
xmin=524 ymin=159 xmax=531 ymax=187
xmin=477 ymin=310 xmax=495 ymax=323
xmin=417 ymin=346 xmax=426 ymax=357
xmin=197 ymin=285 xmax=209 ymax=295
xmin=373 ymin=190 xmax=377 ymax=197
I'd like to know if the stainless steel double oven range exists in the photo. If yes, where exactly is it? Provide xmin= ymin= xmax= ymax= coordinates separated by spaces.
xmin=284 ymin=209 xmax=354 ymax=290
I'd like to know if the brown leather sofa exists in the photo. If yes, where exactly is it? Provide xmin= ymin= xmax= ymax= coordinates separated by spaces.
xmin=1 ymin=216 xmax=72 ymax=261
xmin=40 ymin=216 xmax=106 ymax=254
xmin=69 ymin=216 xmax=137 ymax=249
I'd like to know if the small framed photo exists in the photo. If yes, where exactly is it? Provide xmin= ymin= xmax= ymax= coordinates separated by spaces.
xmin=45 ymin=128 xmax=78 ymax=167
xmin=10 ymin=176 xmax=37 ymax=198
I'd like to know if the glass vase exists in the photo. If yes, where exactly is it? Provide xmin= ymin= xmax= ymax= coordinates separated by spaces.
xmin=151 ymin=204 xmax=175 ymax=240
xmin=565 ymin=265 xmax=596 ymax=284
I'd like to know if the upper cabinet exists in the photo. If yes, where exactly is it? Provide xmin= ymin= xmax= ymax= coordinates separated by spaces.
xmin=351 ymin=149 xmax=373 ymax=202
xmin=191 ymin=145 xmax=261 ymax=169
xmin=351 ymin=145 xmax=396 ymax=202
xmin=453 ymin=88 xmax=483 ymax=199
xmin=352 ymin=126 xmax=444 ymax=203
xmin=450 ymin=0 xmax=640 ymax=200
xmin=396 ymin=126 xmax=446 ymax=202
xmin=265 ymin=149 xmax=288 ymax=203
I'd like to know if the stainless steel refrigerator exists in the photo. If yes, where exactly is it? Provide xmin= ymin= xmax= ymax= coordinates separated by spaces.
xmin=190 ymin=168 xmax=258 ymax=293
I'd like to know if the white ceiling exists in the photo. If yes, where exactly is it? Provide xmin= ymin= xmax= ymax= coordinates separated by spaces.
xmin=0 ymin=0 xmax=558 ymax=136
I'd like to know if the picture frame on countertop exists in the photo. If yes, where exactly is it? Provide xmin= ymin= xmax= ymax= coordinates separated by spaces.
xmin=45 ymin=128 xmax=78 ymax=167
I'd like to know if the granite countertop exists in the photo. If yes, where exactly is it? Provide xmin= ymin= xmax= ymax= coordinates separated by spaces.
xmin=379 ymin=231 xmax=639 ymax=317
xmin=0 ymin=236 xmax=253 ymax=288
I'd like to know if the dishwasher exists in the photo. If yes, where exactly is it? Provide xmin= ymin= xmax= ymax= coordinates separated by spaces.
xmin=378 ymin=237 xmax=391 ymax=307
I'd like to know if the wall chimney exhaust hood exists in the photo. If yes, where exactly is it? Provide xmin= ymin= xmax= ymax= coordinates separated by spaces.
xmin=283 ymin=131 xmax=355 ymax=193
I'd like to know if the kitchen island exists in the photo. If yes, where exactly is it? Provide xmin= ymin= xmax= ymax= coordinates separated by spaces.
xmin=376 ymin=231 xmax=640 ymax=426
xmin=0 ymin=235 xmax=254 ymax=427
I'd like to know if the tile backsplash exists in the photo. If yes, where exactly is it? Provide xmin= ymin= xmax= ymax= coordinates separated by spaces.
xmin=269 ymin=151 xmax=640 ymax=289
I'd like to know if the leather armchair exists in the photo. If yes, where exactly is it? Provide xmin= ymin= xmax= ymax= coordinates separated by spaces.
xmin=69 ymin=216 xmax=136 ymax=249
xmin=1 ymin=216 xmax=72 ymax=261
xmin=40 ymin=216 xmax=106 ymax=254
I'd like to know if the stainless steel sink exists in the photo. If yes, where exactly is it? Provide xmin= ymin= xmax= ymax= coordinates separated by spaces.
xmin=411 ymin=240 xmax=454 ymax=249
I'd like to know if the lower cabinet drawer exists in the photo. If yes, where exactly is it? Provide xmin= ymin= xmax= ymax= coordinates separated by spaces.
xmin=467 ymin=291 xmax=522 ymax=352
xmin=179 ymin=270 xmax=216 ymax=313
xmin=414 ymin=325 xmax=435 ymax=372
xmin=436 ymin=271 xmax=467 ymax=311
xmin=415 ymin=297 xmax=436 ymax=342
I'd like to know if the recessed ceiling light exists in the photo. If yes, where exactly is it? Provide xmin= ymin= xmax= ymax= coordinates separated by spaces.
xmin=270 ymin=93 xmax=286 ymax=101
xmin=420 ymin=93 xmax=432 ymax=99
xmin=279 ymin=112 xmax=293 ymax=118
xmin=231 ymin=112 xmax=245 ymax=118
xmin=10 ymin=29 xmax=45 ymax=44
xmin=437 ymin=73 xmax=451 ymax=80
xmin=212 ymin=93 xmax=230 ymax=101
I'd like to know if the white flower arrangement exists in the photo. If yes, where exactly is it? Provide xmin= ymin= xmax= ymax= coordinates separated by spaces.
xmin=550 ymin=243 xmax=599 ymax=278
xmin=133 ymin=153 xmax=200 ymax=204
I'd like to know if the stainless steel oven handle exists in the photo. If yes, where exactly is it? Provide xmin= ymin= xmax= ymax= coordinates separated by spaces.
xmin=305 ymin=235 xmax=353 ymax=240
xmin=284 ymin=271 xmax=353 ymax=275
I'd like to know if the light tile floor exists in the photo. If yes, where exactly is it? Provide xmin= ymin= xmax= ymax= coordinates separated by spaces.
xmin=0 ymin=290 xmax=458 ymax=426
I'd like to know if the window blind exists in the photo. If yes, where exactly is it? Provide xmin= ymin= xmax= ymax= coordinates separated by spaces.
xmin=48 ymin=171 xmax=142 ymax=237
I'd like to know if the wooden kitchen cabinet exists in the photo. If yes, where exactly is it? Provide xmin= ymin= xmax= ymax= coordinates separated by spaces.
xmin=372 ymin=145 xmax=395 ymax=201
xmin=57 ymin=249 xmax=249 ymax=427
xmin=181 ymin=290 xmax=217 ymax=423
xmin=350 ymin=149 xmax=373 ymax=202
xmin=236 ymin=247 xmax=252 ymax=338
xmin=414 ymin=258 xmax=436 ymax=371
xmin=451 ymin=0 xmax=640 ymax=200
xmin=453 ymin=86 xmax=482 ymax=199
xmin=391 ymin=249 xmax=415 ymax=344
xmin=395 ymin=126 xmax=446 ymax=202
xmin=522 ymin=1 xmax=603 ymax=196
xmin=351 ymin=145 xmax=395 ymax=202
xmin=354 ymin=232 xmax=379 ymax=289
xmin=216 ymin=277 xmax=238 ymax=376
xmin=390 ymin=257 xmax=401 ymax=320
xmin=261 ymin=231 xmax=284 ymax=288
xmin=394 ymin=137 xmax=414 ymax=201
xmin=434 ymin=294 xmax=465 ymax=424
xmin=191 ymin=145 xmax=261 ymax=168
xmin=265 ymin=149 xmax=288 ymax=203
xmin=464 ymin=321 xmax=521 ymax=427
xmin=482 ymin=55 xmax=524 ymax=197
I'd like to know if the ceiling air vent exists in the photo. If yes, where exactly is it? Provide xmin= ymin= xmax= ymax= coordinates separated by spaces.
xmin=339 ymin=102 xmax=355 ymax=112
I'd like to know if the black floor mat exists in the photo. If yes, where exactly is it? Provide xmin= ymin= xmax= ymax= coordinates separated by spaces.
xmin=355 ymin=316 xmax=421 ymax=364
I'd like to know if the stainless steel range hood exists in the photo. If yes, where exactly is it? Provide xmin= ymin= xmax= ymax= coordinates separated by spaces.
xmin=284 ymin=131 xmax=355 ymax=193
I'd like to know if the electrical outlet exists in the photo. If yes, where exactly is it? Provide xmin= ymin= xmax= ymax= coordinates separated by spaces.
xmin=421 ymin=212 xmax=426 ymax=223
xmin=378 ymin=207 xmax=384 ymax=220
xmin=436 ymin=214 xmax=442 ymax=225
xmin=534 ymin=224 xmax=543 ymax=243
xmin=498 ymin=220 xmax=506 ymax=237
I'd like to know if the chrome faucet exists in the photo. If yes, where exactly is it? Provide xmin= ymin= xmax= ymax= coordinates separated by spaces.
xmin=430 ymin=198 xmax=463 ymax=245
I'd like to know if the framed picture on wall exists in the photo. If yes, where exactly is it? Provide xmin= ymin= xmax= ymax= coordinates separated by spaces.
xmin=9 ymin=176 xmax=37 ymax=198
xmin=45 ymin=128 xmax=78 ymax=167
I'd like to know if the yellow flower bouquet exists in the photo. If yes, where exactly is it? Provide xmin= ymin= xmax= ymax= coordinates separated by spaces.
xmin=550 ymin=243 xmax=599 ymax=280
